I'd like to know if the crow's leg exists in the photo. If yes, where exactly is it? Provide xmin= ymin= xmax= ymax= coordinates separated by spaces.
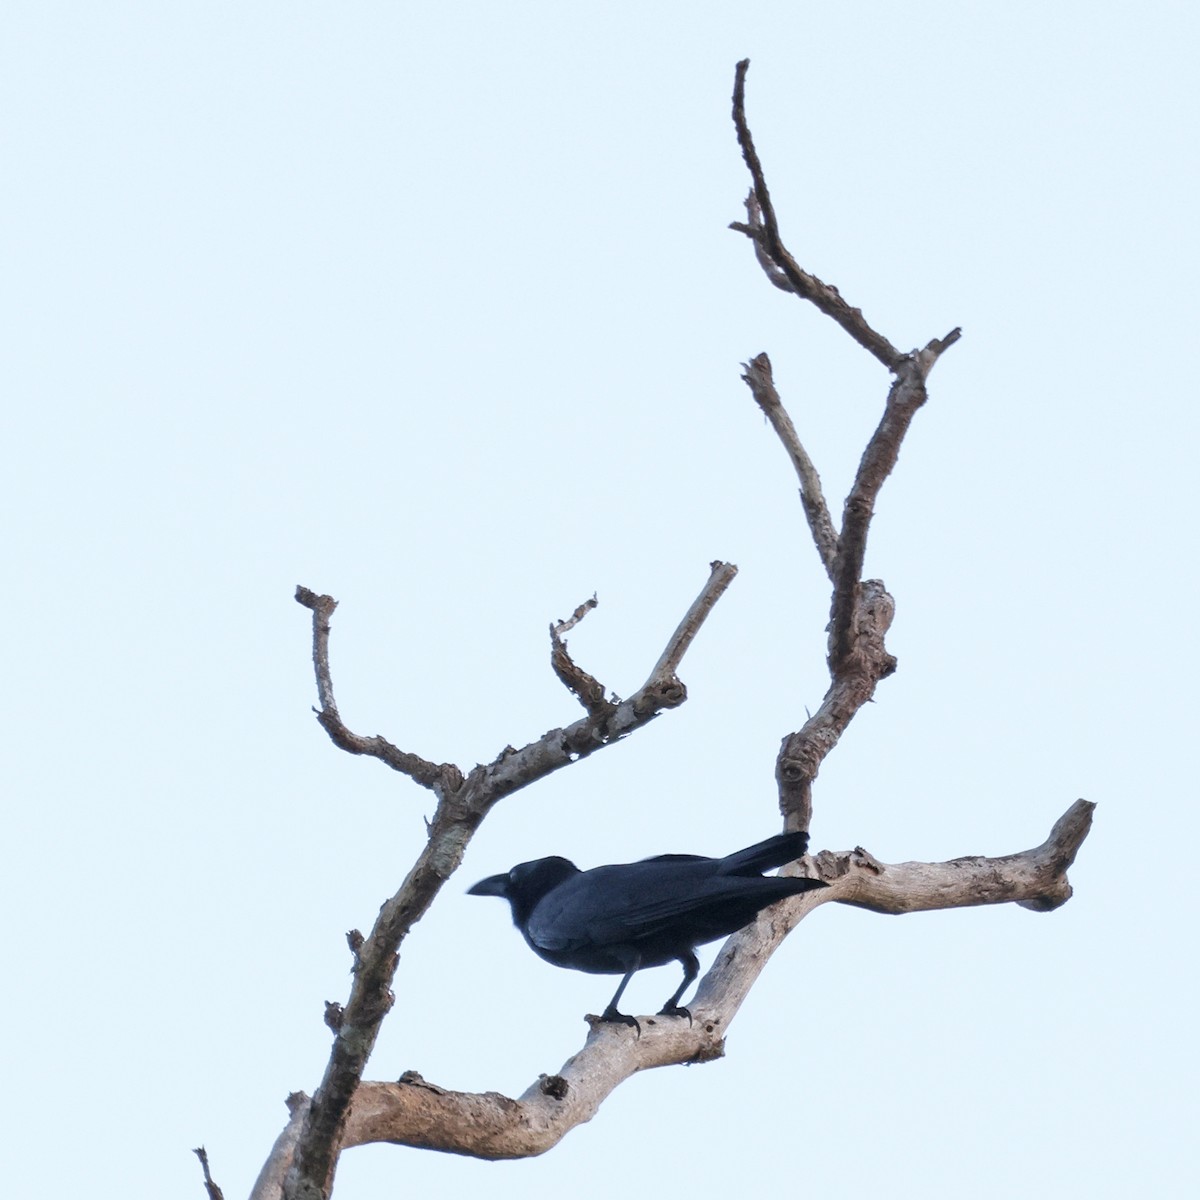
xmin=657 ymin=951 xmax=699 ymax=1024
xmin=598 ymin=955 xmax=642 ymax=1035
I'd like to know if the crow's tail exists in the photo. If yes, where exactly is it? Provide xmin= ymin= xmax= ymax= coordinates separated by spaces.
xmin=720 ymin=831 xmax=811 ymax=876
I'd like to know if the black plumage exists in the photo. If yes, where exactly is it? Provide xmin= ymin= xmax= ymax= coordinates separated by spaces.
xmin=468 ymin=831 xmax=827 ymax=1029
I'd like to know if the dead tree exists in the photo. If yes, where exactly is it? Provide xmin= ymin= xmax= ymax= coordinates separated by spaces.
xmin=238 ymin=60 xmax=1094 ymax=1200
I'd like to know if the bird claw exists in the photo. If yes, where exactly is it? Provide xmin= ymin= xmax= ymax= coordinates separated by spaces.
xmin=598 ymin=1006 xmax=642 ymax=1037
xmin=657 ymin=1003 xmax=693 ymax=1026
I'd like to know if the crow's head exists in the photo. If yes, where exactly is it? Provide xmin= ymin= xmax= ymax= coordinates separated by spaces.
xmin=468 ymin=855 xmax=579 ymax=927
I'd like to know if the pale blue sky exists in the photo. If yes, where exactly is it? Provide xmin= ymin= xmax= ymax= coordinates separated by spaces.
xmin=3 ymin=3 xmax=1196 ymax=1197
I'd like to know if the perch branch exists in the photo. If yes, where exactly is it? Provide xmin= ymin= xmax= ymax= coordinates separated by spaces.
xmin=278 ymin=800 xmax=1093 ymax=1163
xmin=730 ymin=59 xmax=903 ymax=370
xmin=284 ymin=564 xmax=737 ymax=1200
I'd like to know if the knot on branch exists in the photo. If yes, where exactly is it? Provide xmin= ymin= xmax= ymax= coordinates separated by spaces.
xmin=354 ymin=985 xmax=396 ymax=1027
xmin=398 ymin=1070 xmax=447 ymax=1095
xmin=829 ymin=579 xmax=896 ymax=678
xmin=346 ymin=929 xmax=365 ymax=973
xmin=538 ymin=1074 xmax=570 ymax=1100
xmin=640 ymin=678 xmax=687 ymax=711
xmin=1016 ymin=883 xmax=1073 ymax=913
xmin=779 ymin=759 xmax=806 ymax=783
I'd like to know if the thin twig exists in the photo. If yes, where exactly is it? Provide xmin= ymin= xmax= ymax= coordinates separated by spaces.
xmin=730 ymin=59 xmax=903 ymax=371
xmin=294 ymin=586 xmax=463 ymax=794
xmin=644 ymin=561 xmax=739 ymax=688
xmin=549 ymin=596 xmax=611 ymax=719
xmin=554 ymin=595 xmax=598 ymax=636
xmin=193 ymin=1147 xmax=225 ymax=1200
xmin=741 ymin=353 xmax=838 ymax=579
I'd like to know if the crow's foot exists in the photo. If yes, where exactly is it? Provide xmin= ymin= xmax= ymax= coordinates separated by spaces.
xmin=657 ymin=1003 xmax=693 ymax=1026
xmin=598 ymin=1005 xmax=642 ymax=1037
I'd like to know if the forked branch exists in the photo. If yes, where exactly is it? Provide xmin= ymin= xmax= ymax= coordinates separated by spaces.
xmin=730 ymin=63 xmax=961 ymax=827
xmin=282 ymin=563 xmax=738 ymax=1200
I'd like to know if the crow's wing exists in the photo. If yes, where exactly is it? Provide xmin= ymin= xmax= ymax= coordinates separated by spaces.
xmin=526 ymin=860 xmax=804 ymax=953
xmin=634 ymin=833 xmax=807 ymax=873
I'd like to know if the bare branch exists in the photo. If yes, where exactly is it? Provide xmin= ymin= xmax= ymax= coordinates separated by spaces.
xmin=644 ymin=560 xmax=739 ymax=688
xmin=552 ymin=594 xmax=597 ymax=637
xmin=294 ymin=586 xmax=463 ymax=794
xmin=300 ymin=800 xmax=1094 ymax=1162
xmin=734 ymin=192 xmax=794 ymax=293
xmin=284 ymin=565 xmax=737 ymax=1199
xmin=774 ymin=579 xmax=895 ymax=830
xmin=729 ymin=62 xmax=963 ymax=827
xmin=249 ymin=1095 xmax=309 ymax=1200
xmin=826 ymin=340 xmax=958 ymax=672
xmin=740 ymin=353 xmax=838 ymax=579
xmin=192 ymin=1147 xmax=225 ymax=1200
xmin=730 ymin=59 xmax=903 ymax=370
xmin=919 ymin=326 xmax=964 ymax=367
xmin=549 ymin=596 xmax=610 ymax=719
xmin=827 ymin=365 xmax=924 ymax=671
xmin=816 ymin=799 xmax=1096 ymax=915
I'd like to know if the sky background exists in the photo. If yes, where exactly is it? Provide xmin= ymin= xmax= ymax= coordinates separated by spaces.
xmin=3 ymin=2 xmax=1197 ymax=1197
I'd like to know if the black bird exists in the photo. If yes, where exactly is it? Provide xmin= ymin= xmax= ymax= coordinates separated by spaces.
xmin=468 ymin=831 xmax=827 ymax=1030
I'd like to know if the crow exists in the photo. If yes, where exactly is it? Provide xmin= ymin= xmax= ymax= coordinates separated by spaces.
xmin=468 ymin=830 xmax=827 ymax=1030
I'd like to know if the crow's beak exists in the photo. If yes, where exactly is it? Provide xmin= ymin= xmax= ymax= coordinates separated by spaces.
xmin=467 ymin=873 xmax=509 ymax=897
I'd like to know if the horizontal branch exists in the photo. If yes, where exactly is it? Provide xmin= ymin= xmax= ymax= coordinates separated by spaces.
xmin=309 ymin=800 xmax=1093 ymax=1162
xmin=813 ymin=798 xmax=1095 ymax=915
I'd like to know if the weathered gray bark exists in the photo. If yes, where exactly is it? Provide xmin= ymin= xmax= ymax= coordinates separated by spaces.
xmin=227 ymin=59 xmax=1094 ymax=1200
